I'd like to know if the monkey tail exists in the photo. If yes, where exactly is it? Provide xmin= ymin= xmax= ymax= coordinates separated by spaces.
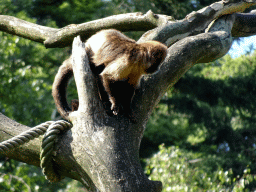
xmin=52 ymin=57 xmax=73 ymax=120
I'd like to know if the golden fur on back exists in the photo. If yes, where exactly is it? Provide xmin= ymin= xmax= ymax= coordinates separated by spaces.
xmin=89 ymin=29 xmax=167 ymax=86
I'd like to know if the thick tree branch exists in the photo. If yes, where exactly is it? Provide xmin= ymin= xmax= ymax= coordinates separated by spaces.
xmin=232 ymin=12 xmax=256 ymax=37
xmin=69 ymin=36 xmax=105 ymax=122
xmin=0 ymin=12 xmax=171 ymax=48
xmin=0 ymin=1 xmax=255 ymax=49
xmin=138 ymin=0 xmax=256 ymax=45
xmin=135 ymin=14 xmax=234 ymax=118
xmin=0 ymin=113 xmax=41 ymax=166
xmin=44 ymin=11 xmax=171 ymax=48
xmin=0 ymin=15 xmax=57 ymax=43
xmin=53 ymin=37 xmax=161 ymax=191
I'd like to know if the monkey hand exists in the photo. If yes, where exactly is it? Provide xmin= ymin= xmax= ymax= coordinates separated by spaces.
xmin=111 ymin=104 xmax=120 ymax=116
xmin=71 ymin=99 xmax=79 ymax=111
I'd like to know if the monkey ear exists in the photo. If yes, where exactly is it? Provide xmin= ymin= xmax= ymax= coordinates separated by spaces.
xmin=152 ymin=46 xmax=167 ymax=64
xmin=152 ymin=51 xmax=165 ymax=64
xmin=145 ymin=49 xmax=166 ymax=73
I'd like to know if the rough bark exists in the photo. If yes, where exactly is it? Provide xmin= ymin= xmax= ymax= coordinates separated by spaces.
xmin=0 ymin=0 xmax=256 ymax=191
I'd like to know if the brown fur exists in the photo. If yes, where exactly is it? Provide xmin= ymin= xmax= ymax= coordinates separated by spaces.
xmin=52 ymin=29 xmax=167 ymax=120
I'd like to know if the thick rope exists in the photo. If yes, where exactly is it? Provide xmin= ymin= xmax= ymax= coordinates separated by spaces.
xmin=0 ymin=120 xmax=72 ymax=182
xmin=0 ymin=121 xmax=54 ymax=153
xmin=40 ymin=120 xmax=72 ymax=182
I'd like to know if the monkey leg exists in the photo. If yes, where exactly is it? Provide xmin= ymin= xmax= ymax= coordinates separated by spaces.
xmin=116 ymin=82 xmax=135 ymax=113
xmin=108 ymin=81 xmax=137 ymax=123
xmin=100 ymin=74 xmax=121 ymax=115
xmin=100 ymin=73 xmax=136 ymax=118
xmin=108 ymin=80 xmax=135 ymax=116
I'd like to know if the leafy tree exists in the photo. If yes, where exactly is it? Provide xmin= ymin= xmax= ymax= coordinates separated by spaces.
xmin=146 ymin=145 xmax=256 ymax=192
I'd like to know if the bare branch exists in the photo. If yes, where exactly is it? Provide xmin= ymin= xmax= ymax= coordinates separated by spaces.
xmin=232 ymin=12 xmax=256 ymax=37
xmin=44 ymin=11 xmax=171 ymax=48
xmin=1 ymin=0 xmax=255 ymax=49
xmin=0 ymin=15 xmax=57 ymax=43
xmin=71 ymin=36 xmax=90 ymax=113
xmin=0 ymin=113 xmax=41 ymax=167
xmin=0 ymin=12 xmax=171 ymax=48
xmin=135 ymin=15 xmax=234 ymax=119
xmin=138 ymin=0 xmax=256 ymax=45
xmin=70 ymin=36 xmax=105 ymax=121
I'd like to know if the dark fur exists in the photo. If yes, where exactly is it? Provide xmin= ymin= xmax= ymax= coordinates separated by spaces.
xmin=52 ymin=29 xmax=167 ymax=120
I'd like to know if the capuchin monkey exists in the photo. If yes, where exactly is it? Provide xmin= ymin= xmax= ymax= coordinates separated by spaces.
xmin=52 ymin=29 xmax=167 ymax=120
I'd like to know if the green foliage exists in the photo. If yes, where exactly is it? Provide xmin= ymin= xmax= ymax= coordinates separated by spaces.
xmin=111 ymin=0 xmax=218 ymax=19
xmin=0 ymin=29 xmax=67 ymax=126
xmin=0 ymin=158 xmax=71 ymax=192
xmin=143 ymin=51 xmax=256 ymax=191
xmin=25 ymin=0 xmax=104 ymax=27
xmin=144 ymin=51 xmax=256 ymax=151
xmin=145 ymin=103 xmax=191 ymax=146
xmin=0 ymin=0 xmax=71 ymax=126
xmin=0 ymin=2 xmax=82 ymax=191
xmin=145 ymin=145 xmax=256 ymax=192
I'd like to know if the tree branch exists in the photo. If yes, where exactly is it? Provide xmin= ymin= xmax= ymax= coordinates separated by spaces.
xmin=0 ymin=12 xmax=171 ymax=48
xmin=0 ymin=0 xmax=255 ymax=49
xmin=69 ymin=36 xmax=105 ymax=121
xmin=138 ymin=0 xmax=256 ymax=45
xmin=135 ymin=14 xmax=234 ymax=119
xmin=0 ymin=15 xmax=57 ymax=43
xmin=232 ymin=12 xmax=256 ymax=37
xmin=0 ymin=113 xmax=41 ymax=166
xmin=44 ymin=11 xmax=171 ymax=48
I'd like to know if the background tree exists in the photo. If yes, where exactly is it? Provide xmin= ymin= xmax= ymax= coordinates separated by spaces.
xmin=1 ymin=0 xmax=256 ymax=191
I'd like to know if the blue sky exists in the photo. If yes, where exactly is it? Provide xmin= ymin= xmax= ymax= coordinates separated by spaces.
xmin=228 ymin=35 xmax=256 ymax=58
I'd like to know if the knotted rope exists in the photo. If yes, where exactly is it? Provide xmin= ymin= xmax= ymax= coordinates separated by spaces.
xmin=0 ymin=120 xmax=72 ymax=182
xmin=40 ymin=120 xmax=72 ymax=182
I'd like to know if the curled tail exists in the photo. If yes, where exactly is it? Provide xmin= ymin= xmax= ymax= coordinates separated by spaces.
xmin=52 ymin=57 xmax=74 ymax=120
